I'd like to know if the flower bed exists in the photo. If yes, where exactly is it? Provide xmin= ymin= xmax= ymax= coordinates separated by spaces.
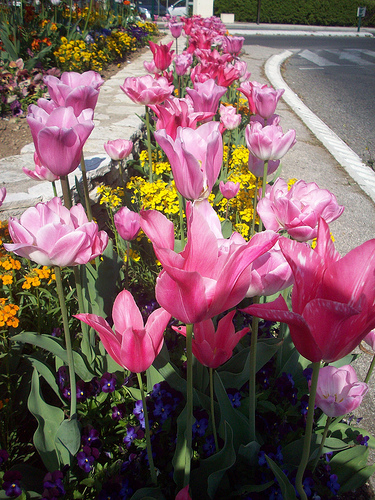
xmin=1 ymin=13 xmax=375 ymax=500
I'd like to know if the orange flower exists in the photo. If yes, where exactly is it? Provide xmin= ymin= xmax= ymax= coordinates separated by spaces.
xmin=124 ymin=0 xmax=130 ymax=4
xmin=31 ymin=39 xmax=40 ymax=51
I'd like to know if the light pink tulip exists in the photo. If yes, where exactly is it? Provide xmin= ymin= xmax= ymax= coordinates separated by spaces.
xmin=219 ymin=104 xmax=241 ymax=130
xmin=174 ymin=53 xmax=193 ymax=76
xmin=246 ymin=242 xmax=294 ymax=297
xmin=245 ymin=121 xmax=296 ymax=161
xmin=104 ymin=139 xmax=133 ymax=161
xmin=185 ymin=79 xmax=227 ymax=115
xmin=242 ymin=218 xmax=375 ymax=363
xmin=252 ymin=86 xmax=285 ymax=119
xmin=364 ymin=329 xmax=375 ymax=351
xmin=143 ymin=60 xmax=159 ymax=74
xmin=149 ymin=41 xmax=174 ymax=72
xmin=238 ymin=81 xmax=267 ymax=115
xmin=120 ymin=75 xmax=173 ymax=106
xmin=27 ymin=105 xmax=94 ymax=177
xmin=0 ymin=187 xmax=6 ymax=206
xmin=23 ymin=152 xmax=60 ymax=182
xmin=314 ymin=365 xmax=368 ymax=418
xmin=247 ymin=154 xmax=280 ymax=178
xmin=114 ymin=207 xmax=141 ymax=241
xmin=219 ymin=181 xmax=240 ymax=200
xmin=257 ymin=178 xmax=344 ymax=242
xmin=173 ymin=310 xmax=249 ymax=369
xmin=154 ymin=121 xmax=222 ymax=200
xmin=140 ymin=199 xmax=278 ymax=324
xmin=4 ymin=197 xmax=108 ymax=267
xmin=169 ymin=21 xmax=183 ymax=38
xmin=75 ymin=290 xmax=171 ymax=373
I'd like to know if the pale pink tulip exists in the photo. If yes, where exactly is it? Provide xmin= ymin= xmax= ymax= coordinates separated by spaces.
xmin=27 ymin=105 xmax=94 ymax=177
xmin=154 ymin=121 xmax=222 ymax=200
xmin=364 ymin=330 xmax=375 ymax=351
xmin=75 ymin=290 xmax=171 ymax=373
xmin=252 ymin=86 xmax=285 ymax=119
xmin=242 ymin=218 xmax=375 ymax=363
xmin=246 ymin=242 xmax=294 ymax=297
xmin=104 ymin=139 xmax=133 ymax=161
xmin=140 ymin=199 xmax=278 ymax=324
xmin=4 ymin=197 xmax=108 ymax=267
xmin=174 ymin=53 xmax=193 ymax=76
xmin=143 ymin=60 xmax=159 ymax=74
xmin=185 ymin=78 xmax=227 ymax=115
xmin=120 ymin=75 xmax=173 ymax=106
xmin=219 ymin=181 xmax=240 ymax=200
xmin=0 ymin=187 xmax=6 ymax=206
xmin=245 ymin=121 xmax=296 ymax=161
xmin=23 ymin=152 xmax=60 ymax=182
xmin=219 ymin=104 xmax=241 ymax=130
xmin=314 ymin=365 xmax=368 ymax=418
xmin=173 ymin=310 xmax=249 ymax=369
xmin=257 ymin=178 xmax=344 ymax=242
xmin=114 ymin=207 xmax=141 ymax=241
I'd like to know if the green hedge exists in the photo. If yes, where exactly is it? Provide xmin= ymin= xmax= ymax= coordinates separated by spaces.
xmin=213 ymin=0 xmax=375 ymax=27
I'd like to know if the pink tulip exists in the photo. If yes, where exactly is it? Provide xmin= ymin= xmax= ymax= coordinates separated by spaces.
xmin=247 ymin=154 xmax=280 ymax=178
xmin=185 ymin=79 xmax=227 ymax=115
xmin=154 ymin=121 xmax=222 ymax=200
xmin=104 ymin=139 xmax=133 ymax=161
xmin=257 ymin=178 xmax=344 ymax=242
xmin=219 ymin=104 xmax=241 ymax=130
xmin=216 ymin=63 xmax=241 ymax=87
xmin=364 ymin=329 xmax=375 ymax=351
xmin=238 ymin=81 xmax=267 ymax=115
xmin=174 ymin=53 xmax=193 ymax=76
xmin=221 ymin=35 xmax=244 ymax=56
xmin=143 ymin=60 xmax=159 ymax=74
xmin=140 ymin=199 xmax=278 ymax=324
xmin=4 ymin=197 xmax=108 ymax=267
xmin=245 ymin=121 xmax=296 ymax=162
xmin=175 ymin=485 xmax=192 ymax=500
xmin=59 ymin=70 xmax=104 ymax=90
xmin=314 ymin=365 xmax=368 ymax=418
xmin=120 ymin=75 xmax=173 ymax=106
xmin=252 ymin=86 xmax=285 ymax=119
xmin=23 ymin=152 xmax=59 ymax=182
xmin=242 ymin=218 xmax=375 ymax=363
xmin=173 ymin=310 xmax=249 ymax=369
xmin=27 ymin=105 xmax=94 ymax=177
xmin=149 ymin=41 xmax=174 ymax=72
xmin=219 ymin=181 xmax=240 ymax=200
xmin=75 ymin=290 xmax=171 ymax=373
xmin=114 ymin=207 xmax=141 ymax=241
xmin=246 ymin=242 xmax=294 ymax=297
xmin=0 ymin=187 xmax=6 ymax=206
xmin=169 ymin=21 xmax=183 ymax=38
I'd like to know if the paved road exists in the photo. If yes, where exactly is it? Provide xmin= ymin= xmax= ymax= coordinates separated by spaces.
xmin=243 ymin=35 xmax=375 ymax=165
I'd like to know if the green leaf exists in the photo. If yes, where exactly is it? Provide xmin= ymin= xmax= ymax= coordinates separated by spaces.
xmin=238 ymin=440 xmax=261 ymax=466
xmin=27 ymin=368 xmax=64 ymax=471
xmin=55 ymin=415 xmax=82 ymax=467
xmin=25 ymin=355 xmax=65 ymax=403
xmin=330 ymin=445 xmax=369 ymax=486
xmin=265 ymin=455 xmax=298 ymax=500
xmin=152 ymin=343 xmax=187 ymax=398
xmin=221 ymin=219 xmax=233 ymax=238
xmin=129 ymin=488 xmax=167 ymax=500
xmin=172 ymin=404 xmax=189 ymax=491
xmin=338 ymin=463 xmax=375 ymax=493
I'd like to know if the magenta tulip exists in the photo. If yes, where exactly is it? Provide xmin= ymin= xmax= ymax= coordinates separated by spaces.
xmin=140 ymin=199 xmax=278 ymax=324
xmin=75 ymin=290 xmax=171 ymax=373
xmin=173 ymin=310 xmax=249 ymax=369
xmin=104 ymin=139 xmax=133 ymax=161
xmin=154 ymin=121 xmax=222 ymax=200
xmin=185 ymin=79 xmax=227 ymax=115
xmin=242 ymin=218 xmax=375 ymax=363
xmin=120 ymin=75 xmax=173 ymax=106
xmin=245 ymin=121 xmax=296 ymax=161
xmin=257 ymin=178 xmax=344 ymax=241
xmin=114 ymin=207 xmax=141 ymax=241
xmin=4 ymin=197 xmax=108 ymax=267
xmin=314 ymin=365 xmax=368 ymax=418
xmin=27 ymin=105 xmax=94 ymax=176
xmin=219 ymin=104 xmax=241 ymax=130
xmin=252 ymin=86 xmax=285 ymax=120
xmin=219 ymin=181 xmax=240 ymax=200
xmin=149 ymin=41 xmax=174 ymax=72
xmin=23 ymin=152 xmax=59 ymax=182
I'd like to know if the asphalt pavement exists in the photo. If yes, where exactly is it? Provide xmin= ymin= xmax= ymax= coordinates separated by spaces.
xmin=1 ymin=20 xmax=375 ymax=493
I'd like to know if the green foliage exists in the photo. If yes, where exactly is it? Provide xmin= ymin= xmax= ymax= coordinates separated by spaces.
xmin=214 ymin=0 xmax=375 ymax=26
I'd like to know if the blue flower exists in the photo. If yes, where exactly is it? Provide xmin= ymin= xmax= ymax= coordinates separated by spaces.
xmin=2 ymin=470 xmax=22 ymax=497
xmin=81 ymin=426 xmax=101 ymax=449
xmin=327 ymin=474 xmax=340 ymax=495
xmin=123 ymin=426 xmax=137 ymax=448
xmin=100 ymin=372 xmax=117 ymax=393
xmin=202 ymin=435 xmax=216 ymax=457
xmin=133 ymin=400 xmax=145 ymax=427
xmin=0 ymin=449 xmax=9 ymax=465
xmin=192 ymin=417 xmax=208 ymax=438
xmin=77 ymin=446 xmax=99 ymax=473
xmin=42 ymin=470 xmax=65 ymax=497
xmin=356 ymin=434 xmax=370 ymax=446
xmin=227 ymin=390 xmax=241 ymax=408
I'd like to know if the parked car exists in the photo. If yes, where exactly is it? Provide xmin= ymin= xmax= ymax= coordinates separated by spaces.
xmin=167 ymin=0 xmax=187 ymax=17
xmin=137 ymin=0 xmax=167 ymax=18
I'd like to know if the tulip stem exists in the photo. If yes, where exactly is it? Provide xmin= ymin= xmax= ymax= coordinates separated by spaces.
xmin=52 ymin=181 xmax=58 ymax=198
xmin=178 ymin=193 xmax=185 ymax=247
xmin=184 ymin=323 xmax=193 ymax=487
xmin=259 ymin=161 xmax=269 ymax=233
xmin=145 ymin=106 xmax=153 ymax=183
xmin=60 ymin=175 xmax=72 ymax=209
xmin=209 ymin=367 xmax=219 ymax=453
xmin=136 ymin=372 xmax=157 ymax=485
xmin=249 ymin=296 xmax=260 ymax=442
xmin=54 ymin=266 xmax=77 ymax=418
xmin=365 ymin=353 xmax=375 ymax=383
xmin=224 ymin=131 xmax=232 ymax=181
xmin=80 ymin=152 xmax=93 ymax=221
xmin=73 ymin=266 xmax=92 ymax=354
xmin=251 ymin=177 xmax=259 ymax=237
xmin=295 ymin=361 xmax=321 ymax=500
xmin=312 ymin=416 xmax=331 ymax=472
xmin=125 ymin=241 xmax=130 ymax=290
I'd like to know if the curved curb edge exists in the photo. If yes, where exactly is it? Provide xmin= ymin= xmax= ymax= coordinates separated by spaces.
xmin=265 ymin=50 xmax=375 ymax=203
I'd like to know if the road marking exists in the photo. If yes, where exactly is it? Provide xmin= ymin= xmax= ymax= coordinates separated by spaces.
xmin=298 ymin=49 xmax=339 ymax=66
xmin=324 ymin=49 xmax=374 ymax=65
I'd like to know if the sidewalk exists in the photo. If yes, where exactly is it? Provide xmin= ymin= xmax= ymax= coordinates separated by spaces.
xmin=1 ymin=25 xmax=375 ymax=490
